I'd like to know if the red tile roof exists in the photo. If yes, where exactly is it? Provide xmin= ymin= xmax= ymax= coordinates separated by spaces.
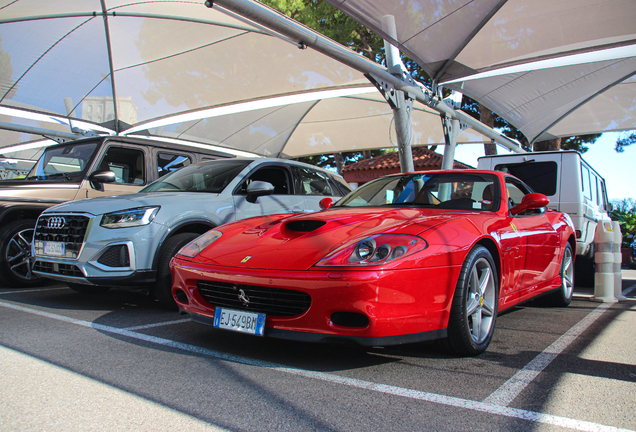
xmin=343 ymin=146 xmax=473 ymax=172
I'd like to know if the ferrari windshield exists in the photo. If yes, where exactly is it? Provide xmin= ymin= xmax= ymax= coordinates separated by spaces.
xmin=26 ymin=141 xmax=99 ymax=181
xmin=141 ymin=159 xmax=251 ymax=193
xmin=336 ymin=173 xmax=500 ymax=211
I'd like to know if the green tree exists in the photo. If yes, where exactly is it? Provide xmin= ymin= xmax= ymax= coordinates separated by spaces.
xmin=610 ymin=198 xmax=636 ymax=247
xmin=615 ymin=132 xmax=636 ymax=153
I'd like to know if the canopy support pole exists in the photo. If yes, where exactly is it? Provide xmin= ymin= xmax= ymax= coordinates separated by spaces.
xmin=441 ymin=115 xmax=462 ymax=170
xmin=0 ymin=122 xmax=85 ymax=142
xmin=381 ymin=15 xmax=413 ymax=173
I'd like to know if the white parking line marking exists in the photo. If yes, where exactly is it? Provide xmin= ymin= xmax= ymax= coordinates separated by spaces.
xmin=124 ymin=319 xmax=191 ymax=331
xmin=485 ymin=283 xmax=636 ymax=406
xmin=0 ymin=287 xmax=69 ymax=295
xmin=0 ymin=299 xmax=632 ymax=432
xmin=484 ymin=302 xmax=612 ymax=406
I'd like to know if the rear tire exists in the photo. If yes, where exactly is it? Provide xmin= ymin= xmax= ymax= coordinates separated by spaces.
xmin=545 ymin=243 xmax=574 ymax=307
xmin=153 ymin=233 xmax=200 ymax=309
xmin=442 ymin=245 xmax=499 ymax=356
xmin=0 ymin=219 xmax=47 ymax=287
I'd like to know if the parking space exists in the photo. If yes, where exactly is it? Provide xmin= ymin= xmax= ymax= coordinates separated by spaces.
xmin=1 ymin=273 xmax=635 ymax=432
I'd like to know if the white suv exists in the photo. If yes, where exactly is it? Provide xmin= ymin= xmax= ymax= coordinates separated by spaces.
xmin=32 ymin=158 xmax=350 ymax=307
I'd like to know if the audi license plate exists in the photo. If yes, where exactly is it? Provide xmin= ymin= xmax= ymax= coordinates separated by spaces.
xmin=43 ymin=241 xmax=65 ymax=257
xmin=213 ymin=307 xmax=265 ymax=336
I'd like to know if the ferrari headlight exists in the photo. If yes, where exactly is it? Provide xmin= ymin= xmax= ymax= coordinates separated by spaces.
xmin=177 ymin=229 xmax=223 ymax=258
xmin=316 ymin=234 xmax=427 ymax=267
xmin=100 ymin=206 xmax=159 ymax=229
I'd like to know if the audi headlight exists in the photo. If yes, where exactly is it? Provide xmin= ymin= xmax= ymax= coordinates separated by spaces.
xmin=316 ymin=234 xmax=427 ymax=267
xmin=100 ymin=206 xmax=160 ymax=229
xmin=177 ymin=229 xmax=223 ymax=258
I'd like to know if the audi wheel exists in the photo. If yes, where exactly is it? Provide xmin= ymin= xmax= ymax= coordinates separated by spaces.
xmin=0 ymin=219 xmax=47 ymax=287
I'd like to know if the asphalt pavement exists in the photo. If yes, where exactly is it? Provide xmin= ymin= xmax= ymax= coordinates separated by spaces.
xmin=1 ymin=271 xmax=635 ymax=431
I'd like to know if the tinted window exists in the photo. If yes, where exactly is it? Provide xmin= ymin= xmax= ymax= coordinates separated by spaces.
xmin=26 ymin=142 xmax=98 ymax=180
xmin=297 ymin=166 xmax=336 ymax=196
xmin=98 ymin=147 xmax=145 ymax=185
xmin=141 ymin=159 xmax=251 ymax=193
xmin=157 ymin=152 xmax=191 ymax=177
xmin=494 ymin=161 xmax=557 ymax=196
xmin=236 ymin=166 xmax=292 ymax=195
xmin=581 ymin=164 xmax=592 ymax=200
xmin=590 ymin=172 xmax=599 ymax=205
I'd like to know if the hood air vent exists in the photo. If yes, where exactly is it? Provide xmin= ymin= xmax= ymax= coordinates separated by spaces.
xmin=284 ymin=220 xmax=326 ymax=232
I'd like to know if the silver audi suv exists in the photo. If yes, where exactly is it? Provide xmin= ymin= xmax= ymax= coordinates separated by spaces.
xmin=32 ymin=158 xmax=350 ymax=308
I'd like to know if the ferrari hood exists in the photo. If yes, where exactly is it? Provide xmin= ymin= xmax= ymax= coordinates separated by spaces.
xmin=193 ymin=207 xmax=463 ymax=270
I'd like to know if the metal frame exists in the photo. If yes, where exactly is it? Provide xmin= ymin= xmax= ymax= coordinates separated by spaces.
xmin=209 ymin=0 xmax=525 ymax=158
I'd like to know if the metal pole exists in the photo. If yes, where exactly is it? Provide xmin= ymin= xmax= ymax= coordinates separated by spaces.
xmin=441 ymin=116 xmax=460 ymax=170
xmin=209 ymin=0 xmax=525 ymax=154
xmin=0 ymin=122 xmax=80 ymax=141
xmin=382 ymin=15 xmax=413 ymax=173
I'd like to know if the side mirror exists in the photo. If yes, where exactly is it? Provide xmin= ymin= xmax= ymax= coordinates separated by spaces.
xmin=246 ymin=180 xmax=275 ymax=203
xmin=88 ymin=170 xmax=116 ymax=191
xmin=510 ymin=193 xmax=549 ymax=216
xmin=319 ymin=197 xmax=333 ymax=210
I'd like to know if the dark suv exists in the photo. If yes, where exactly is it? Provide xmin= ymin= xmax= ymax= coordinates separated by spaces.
xmin=0 ymin=136 xmax=232 ymax=287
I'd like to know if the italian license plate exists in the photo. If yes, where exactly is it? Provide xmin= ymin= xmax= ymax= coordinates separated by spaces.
xmin=213 ymin=307 xmax=265 ymax=336
xmin=43 ymin=241 xmax=65 ymax=257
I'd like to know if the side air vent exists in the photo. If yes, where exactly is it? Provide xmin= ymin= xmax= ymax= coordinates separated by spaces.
xmin=284 ymin=220 xmax=326 ymax=232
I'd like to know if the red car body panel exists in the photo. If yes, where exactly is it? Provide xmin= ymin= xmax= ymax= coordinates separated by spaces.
xmin=171 ymin=170 xmax=576 ymax=346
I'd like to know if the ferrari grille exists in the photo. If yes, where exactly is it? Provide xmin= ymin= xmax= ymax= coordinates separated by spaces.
xmin=196 ymin=281 xmax=311 ymax=317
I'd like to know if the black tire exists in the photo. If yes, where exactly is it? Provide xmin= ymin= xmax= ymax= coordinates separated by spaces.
xmin=442 ymin=245 xmax=499 ymax=356
xmin=0 ymin=219 xmax=47 ymax=288
xmin=67 ymin=282 xmax=111 ymax=294
xmin=545 ymin=243 xmax=574 ymax=307
xmin=153 ymin=233 xmax=200 ymax=309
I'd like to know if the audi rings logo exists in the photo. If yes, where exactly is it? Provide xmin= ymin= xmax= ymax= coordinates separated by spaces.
xmin=46 ymin=216 xmax=67 ymax=229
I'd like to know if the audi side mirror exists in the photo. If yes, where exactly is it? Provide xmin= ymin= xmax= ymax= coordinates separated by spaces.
xmin=245 ymin=181 xmax=275 ymax=204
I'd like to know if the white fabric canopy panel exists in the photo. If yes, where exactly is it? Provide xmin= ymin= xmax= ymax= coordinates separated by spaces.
xmin=133 ymin=90 xmax=489 ymax=158
xmin=324 ymin=0 xmax=636 ymax=143
xmin=0 ymin=0 xmax=493 ymax=158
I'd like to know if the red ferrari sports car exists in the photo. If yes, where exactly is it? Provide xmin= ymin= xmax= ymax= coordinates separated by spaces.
xmin=171 ymin=170 xmax=575 ymax=356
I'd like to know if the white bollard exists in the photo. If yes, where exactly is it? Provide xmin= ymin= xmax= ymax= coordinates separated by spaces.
xmin=612 ymin=221 xmax=627 ymax=301
xmin=593 ymin=221 xmax=618 ymax=303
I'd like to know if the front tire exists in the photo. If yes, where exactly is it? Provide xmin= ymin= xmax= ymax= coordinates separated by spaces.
xmin=153 ymin=233 xmax=200 ymax=309
xmin=0 ymin=219 xmax=47 ymax=287
xmin=443 ymin=245 xmax=499 ymax=356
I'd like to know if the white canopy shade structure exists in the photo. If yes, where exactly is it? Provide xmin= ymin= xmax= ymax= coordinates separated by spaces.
xmin=321 ymin=0 xmax=636 ymax=144
xmin=0 ymin=0 xmax=506 ymax=160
